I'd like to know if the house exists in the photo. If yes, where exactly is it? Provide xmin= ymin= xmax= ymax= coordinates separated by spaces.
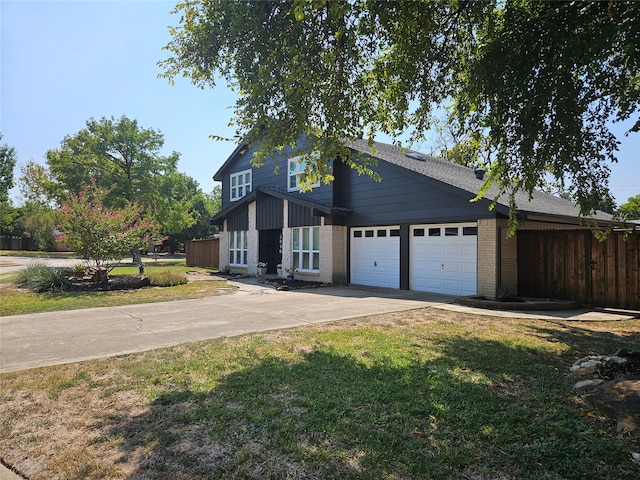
xmin=211 ymin=138 xmax=625 ymax=302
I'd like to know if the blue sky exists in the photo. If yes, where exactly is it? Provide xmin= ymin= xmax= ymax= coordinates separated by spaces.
xmin=1 ymin=0 xmax=638 ymax=205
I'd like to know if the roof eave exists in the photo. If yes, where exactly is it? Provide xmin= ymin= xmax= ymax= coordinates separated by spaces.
xmin=213 ymin=142 xmax=249 ymax=181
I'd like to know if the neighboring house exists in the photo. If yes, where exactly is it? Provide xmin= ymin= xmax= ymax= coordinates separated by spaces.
xmin=211 ymin=138 xmax=620 ymax=300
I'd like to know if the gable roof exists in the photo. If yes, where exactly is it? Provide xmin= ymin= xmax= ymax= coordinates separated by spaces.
xmin=213 ymin=142 xmax=249 ymax=182
xmin=213 ymin=137 xmax=617 ymax=226
xmin=347 ymin=138 xmax=614 ymax=224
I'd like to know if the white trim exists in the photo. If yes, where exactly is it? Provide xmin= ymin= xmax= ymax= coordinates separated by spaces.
xmin=287 ymin=157 xmax=320 ymax=192
xmin=230 ymin=169 xmax=252 ymax=201
xmin=229 ymin=230 xmax=248 ymax=266
xmin=291 ymin=226 xmax=320 ymax=272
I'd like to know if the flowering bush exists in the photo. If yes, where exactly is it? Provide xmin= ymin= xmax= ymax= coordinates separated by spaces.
xmin=258 ymin=262 xmax=268 ymax=268
xmin=56 ymin=179 xmax=160 ymax=280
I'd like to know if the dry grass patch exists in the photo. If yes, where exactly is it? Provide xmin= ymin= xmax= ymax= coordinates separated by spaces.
xmin=1 ymin=309 xmax=639 ymax=479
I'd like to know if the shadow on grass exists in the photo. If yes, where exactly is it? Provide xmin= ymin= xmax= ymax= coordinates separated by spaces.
xmin=103 ymin=331 xmax=639 ymax=480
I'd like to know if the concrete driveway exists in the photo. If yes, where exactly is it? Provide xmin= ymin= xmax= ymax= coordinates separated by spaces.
xmin=0 ymin=278 xmax=455 ymax=373
xmin=2 ymin=257 xmax=633 ymax=374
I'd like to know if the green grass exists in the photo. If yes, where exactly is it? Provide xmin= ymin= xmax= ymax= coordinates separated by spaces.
xmin=0 ymin=262 xmax=232 ymax=316
xmin=0 ymin=250 xmax=79 ymax=259
xmin=1 ymin=312 xmax=638 ymax=479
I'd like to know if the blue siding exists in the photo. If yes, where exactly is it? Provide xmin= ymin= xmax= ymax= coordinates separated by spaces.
xmin=219 ymin=143 xmax=335 ymax=210
xmin=341 ymin=161 xmax=496 ymax=226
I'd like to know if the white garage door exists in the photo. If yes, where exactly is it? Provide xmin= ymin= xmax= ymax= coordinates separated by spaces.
xmin=350 ymin=226 xmax=400 ymax=288
xmin=410 ymin=223 xmax=477 ymax=296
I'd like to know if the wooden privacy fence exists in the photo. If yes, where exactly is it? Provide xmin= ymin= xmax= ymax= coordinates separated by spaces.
xmin=518 ymin=230 xmax=640 ymax=309
xmin=0 ymin=235 xmax=33 ymax=251
xmin=185 ymin=238 xmax=219 ymax=269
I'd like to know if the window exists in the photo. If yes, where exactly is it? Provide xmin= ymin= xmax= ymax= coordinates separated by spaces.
xmin=288 ymin=157 xmax=320 ymax=192
xmin=230 ymin=169 xmax=252 ymax=201
xmin=428 ymin=228 xmax=441 ymax=236
xmin=463 ymin=226 xmax=478 ymax=236
xmin=353 ymin=230 xmax=363 ymax=238
xmin=292 ymin=227 xmax=320 ymax=272
xmin=229 ymin=231 xmax=247 ymax=266
xmin=413 ymin=228 xmax=425 ymax=237
xmin=377 ymin=229 xmax=387 ymax=237
xmin=390 ymin=229 xmax=400 ymax=237
xmin=445 ymin=227 xmax=459 ymax=236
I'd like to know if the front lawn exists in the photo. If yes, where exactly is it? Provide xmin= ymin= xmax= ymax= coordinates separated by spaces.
xmin=0 ymin=262 xmax=233 ymax=316
xmin=1 ymin=310 xmax=638 ymax=479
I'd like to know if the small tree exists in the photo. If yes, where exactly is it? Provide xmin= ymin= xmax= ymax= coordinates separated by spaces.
xmin=57 ymin=179 xmax=159 ymax=281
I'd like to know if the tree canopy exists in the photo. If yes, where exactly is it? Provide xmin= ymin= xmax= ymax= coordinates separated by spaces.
xmin=619 ymin=194 xmax=640 ymax=220
xmin=57 ymin=179 xmax=160 ymax=277
xmin=160 ymin=0 xmax=639 ymax=219
xmin=45 ymin=115 xmax=196 ymax=235
xmin=0 ymin=133 xmax=17 ymax=204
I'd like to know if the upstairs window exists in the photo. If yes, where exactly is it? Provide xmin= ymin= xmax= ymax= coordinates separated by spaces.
xmin=230 ymin=169 xmax=252 ymax=201
xmin=288 ymin=157 xmax=320 ymax=192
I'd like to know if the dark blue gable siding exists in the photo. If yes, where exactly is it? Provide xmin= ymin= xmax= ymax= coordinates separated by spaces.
xmin=341 ymin=160 xmax=497 ymax=226
xmin=219 ymin=144 xmax=335 ymax=210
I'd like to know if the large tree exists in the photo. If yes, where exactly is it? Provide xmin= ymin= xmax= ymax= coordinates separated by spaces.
xmin=0 ymin=133 xmax=17 ymax=204
xmin=46 ymin=115 xmax=195 ymax=235
xmin=619 ymin=194 xmax=640 ymax=220
xmin=160 ymin=0 xmax=639 ymax=220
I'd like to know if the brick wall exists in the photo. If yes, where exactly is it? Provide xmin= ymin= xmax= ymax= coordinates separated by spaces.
xmin=477 ymin=218 xmax=498 ymax=297
xmin=219 ymin=221 xmax=229 ymax=271
xmin=318 ymin=222 xmax=347 ymax=284
xmin=477 ymin=218 xmax=519 ymax=298
xmin=246 ymin=202 xmax=258 ymax=275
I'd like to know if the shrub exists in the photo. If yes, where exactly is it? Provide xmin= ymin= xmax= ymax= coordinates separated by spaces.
xmin=15 ymin=261 xmax=72 ymax=293
xmin=147 ymin=271 xmax=188 ymax=287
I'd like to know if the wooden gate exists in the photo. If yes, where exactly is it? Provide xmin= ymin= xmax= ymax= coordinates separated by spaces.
xmin=185 ymin=238 xmax=220 ymax=269
xmin=517 ymin=230 xmax=640 ymax=309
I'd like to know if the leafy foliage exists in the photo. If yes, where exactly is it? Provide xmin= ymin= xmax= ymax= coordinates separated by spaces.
xmin=619 ymin=194 xmax=640 ymax=220
xmin=15 ymin=261 xmax=72 ymax=293
xmin=56 ymin=180 xmax=160 ymax=277
xmin=46 ymin=115 xmax=196 ymax=236
xmin=20 ymin=204 xmax=57 ymax=251
xmin=0 ymin=133 xmax=17 ymax=204
xmin=18 ymin=160 xmax=57 ymax=207
xmin=160 ymin=0 xmax=639 ymax=219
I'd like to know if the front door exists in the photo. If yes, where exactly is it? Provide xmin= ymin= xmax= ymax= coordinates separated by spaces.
xmin=259 ymin=229 xmax=282 ymax=274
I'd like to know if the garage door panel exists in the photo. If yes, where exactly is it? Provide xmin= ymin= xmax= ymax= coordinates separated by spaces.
xmin=351 ymin=226 xmax=400 ymax=289
xmin=410 ymin=223 xmax=477 ymax=296
xmin=461 ymin=262 xmax=476 ymax=273
xmin=443 ymin=244 xmax=460 ymax=255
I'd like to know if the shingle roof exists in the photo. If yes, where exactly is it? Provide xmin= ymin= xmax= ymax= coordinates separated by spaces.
xmin=347 ymin=138 xmax=614 ymax=222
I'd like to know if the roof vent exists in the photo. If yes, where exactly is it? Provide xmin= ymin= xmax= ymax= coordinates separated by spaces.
xmin=406 ymin=152 xmax=428 ymax=162
xmin=474 ymin=167 xmax=485 ymax=180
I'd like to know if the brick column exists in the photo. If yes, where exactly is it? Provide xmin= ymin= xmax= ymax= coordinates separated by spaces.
xmin=477 ymin=218 xmax=518 ymax=298
xmin=247 ymin=202 xmax=258 ymax=275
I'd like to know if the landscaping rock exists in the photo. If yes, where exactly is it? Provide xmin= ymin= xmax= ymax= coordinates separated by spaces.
xmin=571 ymin=348 xmax=640 ymax=436
xmin=574 ymin=379 xmax=605 ymax=392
